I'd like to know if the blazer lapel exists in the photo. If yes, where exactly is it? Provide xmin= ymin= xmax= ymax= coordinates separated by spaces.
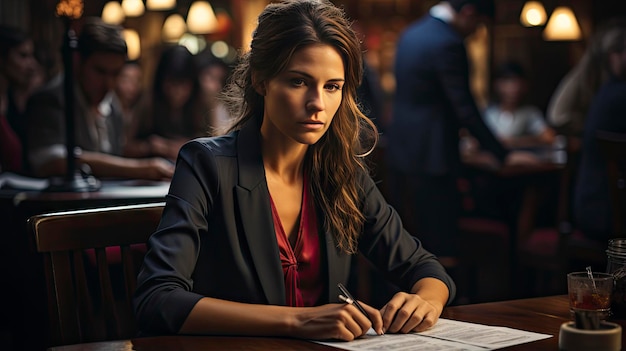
xmin=235 ymin=120 xmax=286 ymax=305
xmin=322 ymin=215 xmax=351 ymax=303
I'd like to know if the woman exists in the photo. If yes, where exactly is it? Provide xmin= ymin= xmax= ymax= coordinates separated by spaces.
xmin=0 ymin=25 xmax=41 ymax=173
xmin=547 ymin=18 xmax=626 ymax=137
xmin=134 ymin=0 xmax=455 ymax=341
xmin=195 ymin=49 xmax=232 ymax=136
xmin=125 ymin=45 xmax=205 ymax=161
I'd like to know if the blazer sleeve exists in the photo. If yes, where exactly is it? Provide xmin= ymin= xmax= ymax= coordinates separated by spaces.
xmin=435 ymin=41 xmax=509 ymax=162
xmin=133 ymin=140 xmax=218 ymax=335
xmin=357 ymin=174 xmax=456 ymax=305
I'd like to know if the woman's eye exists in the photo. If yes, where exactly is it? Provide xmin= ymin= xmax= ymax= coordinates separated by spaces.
xmin=326 ymin=83 xmax=342 ymax=91
xmin=291 ymin=78 xmax=305 ymax=86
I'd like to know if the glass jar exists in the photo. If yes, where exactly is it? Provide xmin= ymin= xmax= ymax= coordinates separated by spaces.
xmin=606 ymin=238 xmax=626 ymax=317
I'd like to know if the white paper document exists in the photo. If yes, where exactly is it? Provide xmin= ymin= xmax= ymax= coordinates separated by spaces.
xmin=314 ymin=318 xmax=552 ymax=350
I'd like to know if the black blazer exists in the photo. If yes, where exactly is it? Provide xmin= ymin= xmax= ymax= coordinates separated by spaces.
xmin=133 ymin=119 xmax=456 ymax=335
xmin=386 ymin=15 xmax=507 ymax=176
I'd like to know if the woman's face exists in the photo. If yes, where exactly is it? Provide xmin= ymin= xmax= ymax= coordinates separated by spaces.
xmin=199 ymin=65 xmax=227 ymax=98
xmin=115 ymin=64 xmax=142 ymax=107
xmin=259 ymin=44 xmax=345 ymax=146
xmin=162 ymin=77 xmax=193 ymax=109
xmin=3 ymin=39 xmax=37 ymax=88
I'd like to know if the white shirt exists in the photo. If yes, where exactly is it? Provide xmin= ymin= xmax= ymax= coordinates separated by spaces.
xmin=483 ymin=104 xmax=548 ymax=138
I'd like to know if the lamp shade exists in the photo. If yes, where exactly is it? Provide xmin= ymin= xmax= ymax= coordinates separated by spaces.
xmin=520 ymin=1 xmax=547 ymax=27
xmin=102 ymin=1 xmax=125 ymax=25
xmin=543 ymin=6 xmax=582 ymax=41
xmin=123 ymin=29 xmax=141 ymax=60
xmin=187 ymin=1 xmax=218 ymax=34
xmin=121 ymin=0 xmax=145 ymax=17
xmin=147 ymin=0 xmax=176 ymax=11
xmin=162 ymin=14 xmax=186 ymax=43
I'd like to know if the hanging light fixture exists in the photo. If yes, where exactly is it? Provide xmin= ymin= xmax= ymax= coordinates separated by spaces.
xmin=543 ymin=6 xmax=582 ymax=41
xmin=101 ymin=1 xmax=125 ymax=25
xmin=162 ymin=13 xmax=187 ymax=43
xmin=123 ymin=29 xmax=141 ymax=60
xmin=520 ymin=1 xmax=547 ymax=27
xmin=187 ymin=1 xmax=218 ymax=34
xmin=121 ymin=0 xmax=145 ymax=17
xmin=147 ymin=0 xmax=176 ymax=11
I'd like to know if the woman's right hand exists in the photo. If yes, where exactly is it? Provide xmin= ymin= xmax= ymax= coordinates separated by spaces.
xmin=289 ymin=302 xmax=383 ymax=341
xmin=136 ymin=157 xmax=175 ymax=180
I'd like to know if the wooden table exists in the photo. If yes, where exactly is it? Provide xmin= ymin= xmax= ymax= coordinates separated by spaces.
xmin=47 ymin=295 xmax=623 ymax=351
xmin=460 ymin=149 xmax=568 ymax=300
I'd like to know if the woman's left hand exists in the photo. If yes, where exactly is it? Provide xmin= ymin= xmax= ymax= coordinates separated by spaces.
xmin=379 ymin=292 xmax=443 ymax=334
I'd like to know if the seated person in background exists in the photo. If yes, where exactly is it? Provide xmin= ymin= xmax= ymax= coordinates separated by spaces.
xmin=134 ymin=0 xmax=455 ymax=341
xmin=0 ymin=25 xmax=42 ymax=174
xmin=114 ymin=59 xmax=145 ymax=143
xmin=195 ymin=49 xmax=232 ymax=136
xmin=483 ymin=61 xmax=555 ymax=149
xmin=574 ymin=28 xmax=626 ymax=243
xmin=125 ymin=45 xmax=206 ymax=161
xmin=25 ymin=17 xmax=173 ymax=181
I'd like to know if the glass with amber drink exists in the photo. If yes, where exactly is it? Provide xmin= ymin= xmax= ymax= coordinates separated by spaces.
xmin=567 ymin=272 xmax=613 ymax=319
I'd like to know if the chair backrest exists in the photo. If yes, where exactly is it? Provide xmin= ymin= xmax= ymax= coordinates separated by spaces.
xmin=596 ymin=130 xmax=626 ymax=238
xmin=28 ymin=202 xmax=164 ymax=347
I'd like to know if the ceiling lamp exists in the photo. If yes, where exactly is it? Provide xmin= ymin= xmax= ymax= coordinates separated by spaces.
xmin=101 ymin=1 xmax=125 ymax=25
xmin=123 ymin=29 xmax=141 ymax=60
xmin=147 ymin=0 xmax=176 ymax=11
xmin=543 ymin=6 xmax=582 ymax=41
xmin=162 ymin=14 xmax=187 ymax=43
xmin=121 ymin=0 xmax=145 ymax=17
xmin=187 ymin=1 xmax=218 ymax=34
xmin=520 ymin=1 xmax=547 ymax=27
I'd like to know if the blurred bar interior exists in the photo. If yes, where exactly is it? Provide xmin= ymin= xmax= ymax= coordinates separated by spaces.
xmin=1 ymin=0 xmax=625 ymax=121
xmin=3 ymin=0 xmax=626 ymax=302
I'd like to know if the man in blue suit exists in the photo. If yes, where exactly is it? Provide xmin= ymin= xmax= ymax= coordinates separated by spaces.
xmin=386 ymin=0 xmax=522 ymax=262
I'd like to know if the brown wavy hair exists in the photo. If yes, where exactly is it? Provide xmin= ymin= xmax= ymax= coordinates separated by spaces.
xmin=222 ymin=0 xmax=378 ymax=254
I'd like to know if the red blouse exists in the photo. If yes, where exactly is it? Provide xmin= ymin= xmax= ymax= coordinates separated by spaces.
xmin=269 ymin=178 xmax=324 ymax=307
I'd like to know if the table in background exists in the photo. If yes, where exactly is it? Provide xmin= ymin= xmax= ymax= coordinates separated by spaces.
xmin=0 ymin=179 xmax=170 ymax=351
xmin=460 ymin=147 xmax=567 ymax=301
xmin=47 ymin=295 xmax=624 ymax=351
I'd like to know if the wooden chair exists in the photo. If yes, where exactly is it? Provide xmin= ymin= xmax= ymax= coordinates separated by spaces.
xmin=596 ymin=130 xmax=626 ymax=238
xmin=28 ymin=202 xmax=164 ymax=347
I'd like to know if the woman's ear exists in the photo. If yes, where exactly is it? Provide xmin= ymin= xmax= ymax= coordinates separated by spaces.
xmin=252 ymin=74 xmax=266 ymax=96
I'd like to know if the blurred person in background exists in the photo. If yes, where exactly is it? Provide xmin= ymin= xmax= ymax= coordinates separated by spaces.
xmin=195 ymin=49 xmax=232 ymax=136
xmin=0 ymin=25 xmax=41 ymax=174
xmin=25 ymin=17 xmax=174 ymax=180
xmin=574 ymin=27 xmax=626 ymax=243
xmin=483 ymin=61 xmax=555 ymax=148
xmin=114 ymin=59 xmax=145 ymax=144
xmin=548 ymin=18 xmax=626 ymax=138
xmin=125 ymin=45 xmax=206 ymax=160
xmin=386 ymin=0 xmax=536 ymax=263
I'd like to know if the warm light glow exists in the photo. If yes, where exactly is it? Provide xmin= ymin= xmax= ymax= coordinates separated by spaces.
xmin=147 ymin=0 xmax=176 ymax=11
xmin=543 ymin=6 xmax=582 ymax=41
xmin=187 ymin=1 xmax=218 ymax=34
xmin=101 ymin=1 xmax=125 ymax=25
xmin=121 ymin=0 xmax=145 ymax=17
xmin=178 ymin=33 xmax=206 ymax=54
xmin=162 ymin=14 xmax=186 ymax=43
xmin=520 ymin=1 xmax=546 ymax=27
xmin=211 ymin=41 xmax=229 ymax=58
xmin=123 ymin=29 xmax=141 ymax=60
xmin=56 ymin=0 xmax=84 ymax=19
